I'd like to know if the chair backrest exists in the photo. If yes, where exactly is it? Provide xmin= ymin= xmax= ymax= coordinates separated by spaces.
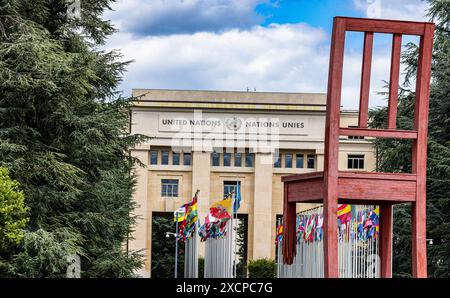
xmin=324 ymin=17 xmax=435 ymax=177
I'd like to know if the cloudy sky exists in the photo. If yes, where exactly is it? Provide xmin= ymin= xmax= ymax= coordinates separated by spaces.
xmin=103 ymin=0 xmax=430 ymax=109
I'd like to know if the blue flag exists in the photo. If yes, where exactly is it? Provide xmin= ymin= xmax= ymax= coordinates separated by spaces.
xmin=233 ymin=182 xmax=241 ymax=213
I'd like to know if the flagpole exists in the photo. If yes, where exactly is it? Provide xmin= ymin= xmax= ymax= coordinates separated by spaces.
xmin=230 ymin=190 xmax=234 ymax=278
xmin=175 ymin=211 xmax=178 ymax=278
xmin=233 ymin=183 xmax=239 ymax=278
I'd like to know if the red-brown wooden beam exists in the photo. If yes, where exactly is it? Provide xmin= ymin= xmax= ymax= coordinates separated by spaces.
xmin=287 ymin=178 xmax=324 ymax=202
xmin=343 ymin=17 xmax=427 ymax=35
xmin=282 ymin=182 xmax=297 ymax=265
xmin=339 ymin=127 xmax=417 ymax=139
xmin=358 ymin=31 xmax=373 ymax=128
xmin=387 ymin=33 xmax=402 ymax=129
xmin=411 ymin=23 xmax=434 ymax=278
xmin=379 ymin=204 xmax=393 ymax=277
xmin=323 ymin=17 xmax=346 ymax=278
xmin=338 ymin=176 xmax=416 ymax=202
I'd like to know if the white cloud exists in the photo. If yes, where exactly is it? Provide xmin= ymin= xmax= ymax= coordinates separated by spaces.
xmin=353 ymin=0 xmax=430 ymax=21
xmin=106 ymin=23 xmax=394 ymax=109
xmin=105 ymin=0 xmax=270 ymax=36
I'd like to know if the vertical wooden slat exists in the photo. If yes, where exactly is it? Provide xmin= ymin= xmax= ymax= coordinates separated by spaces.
xmin=358 ymin=32 xmax=373 ymax=128
xmin=323 ymin=17 xmax=346 ymax=278
xmin=379 ymin=204 xmax=393 ymax=278
xmin=411 ymin=23 xmax=434 ymax=278
xmin=282 ymin=182 xmax=296 ymax=265
xmin=387 ymin=33 xmax=402 ymax=129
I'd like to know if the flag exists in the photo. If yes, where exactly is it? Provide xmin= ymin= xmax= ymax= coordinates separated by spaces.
xmin=184 ymin=197 xmax=198 ymax=226
xmin=174 ymin=204 xmax=188 ymax=222
xmin=357 ymin=211 xmax=365 ymax=240
xmin=315 ymin=214 xmax=323 ymax=241
xmin=372 ymin=207 xmax=380 ymax=237
xmin=233 ymin=182 xmax=242 ymax=213
xmin=337 ymin=204 xmax=352 ymax=224
xmin=210 ymin=197 xmax=232 ymax=221
xmin=275 ymin=224 xmax=283 ymax=245
xmin=298 ymin=215 xmax=306 ymax=241
xmin=177 ymin=191 xmax=199 ymax=241
xmin=304 ymin=214 xmax=314 ymax=241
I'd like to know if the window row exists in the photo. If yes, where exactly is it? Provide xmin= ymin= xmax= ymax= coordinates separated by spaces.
xmin=150 ymin=150 xmax=191 ymax=166
xmin=152 ymin=150 xmax=363 ymax=170
xmin=211 ymin=152 xmax=254 ymax=167
xmin=211 ymin=152 xmax=316 ymax=169
xmin=160 ymin=154 xmax=364 ymax=197
xmin=272 ymin=153 xmax=315 ymax=169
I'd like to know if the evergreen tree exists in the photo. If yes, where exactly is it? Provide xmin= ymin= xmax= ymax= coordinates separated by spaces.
xmin=0 ymin=167 xmax=29 ymax=263
xmin=151 ymin=215 xmax=185 ymax=278
xmin=369 ymin=0 xmax=450 ymax=277
xmin=0 ymin=0 xmax=147 ymax=277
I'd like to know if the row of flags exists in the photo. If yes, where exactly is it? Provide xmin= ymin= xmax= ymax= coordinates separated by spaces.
xmin=276 ymin=205 xmax=380 ymax=244
xmin=173 ymin=183 xmax=242 ymax=243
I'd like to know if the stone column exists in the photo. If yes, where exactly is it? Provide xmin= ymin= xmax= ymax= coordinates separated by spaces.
xmin=252 ymin=152 xmax=273 ymax=259
xmin=191 ymin=151 xmax=211 ymax=257
xmin=129 ymin=149 xmax=150 ymax=277
xmin=316 ymin=148 xmax=325 ymax=171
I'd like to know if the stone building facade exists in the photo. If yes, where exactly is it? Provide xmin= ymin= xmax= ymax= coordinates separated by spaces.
xmin=128 ymin=89 xmax=376 ymax=277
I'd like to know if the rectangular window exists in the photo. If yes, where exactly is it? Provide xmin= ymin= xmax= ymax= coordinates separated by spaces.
xmin=211 ymin=152 xmax=220 ymax=166
xmin=307 ymin=154 xmax=315 ymax=169
xmin=348 ymin=126 xmax=364 ymax=140
xmin=285 ymin=153 xmax=293 ymax=168
xmin=348 ymin=135 xmax=365 ymax=140
xmin=223 ymin=181 xmax=238 ymax=197
xmin=223 ymin=152 xmax=231 ymax=167
xmin=347 ymin=154 xmax=365 ymax=169
xmin=245 ymin=153 xmax=254 ymax=167
xmin=150 ymin=150 xmax=158 ymax=165
xmin=161 ymin=179 xmax=179 ymax=197
xmin=235 ymin=153 xmax=242 ymax=167
xmin=296 ymin=154 xmax=304 ymax=168
xmin=172 ymin=152 xmax=180 ymax=165
xmin=274 ymin=153 xmax=281 ymax=168
xmin=183 ymin=152 xmax=191 ymax=166
xmin=161 ymin=150 xmax=169 ymax=165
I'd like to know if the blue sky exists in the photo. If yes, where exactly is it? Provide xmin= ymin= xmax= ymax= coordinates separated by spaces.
xmin=257 ymin=0 xmax=360 ymax=31
xmin=104 ymin=0 xmax=430 ymax=108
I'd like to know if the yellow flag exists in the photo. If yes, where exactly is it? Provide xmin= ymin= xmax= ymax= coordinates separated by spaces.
xmin=210 ymin=198 xmax=232 ymax=214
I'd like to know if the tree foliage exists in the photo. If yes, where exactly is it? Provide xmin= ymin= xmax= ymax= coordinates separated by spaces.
xmin=369 ymin=0 xmax=450 ymax=277
xmin=151 ymin=215 xmax=185 ymax=278
xmin=0 ymin=167 xmax=28 ymax=254
xmin=0 ymin=0 xmax=147 ymax=277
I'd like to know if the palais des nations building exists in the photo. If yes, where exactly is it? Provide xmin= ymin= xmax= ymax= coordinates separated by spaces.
xmin=128 ymin=89 xmax=376 ymax=277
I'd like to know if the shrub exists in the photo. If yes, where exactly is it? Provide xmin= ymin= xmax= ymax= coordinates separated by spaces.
xmin=248 ymin=259 xmax=275 ymax=278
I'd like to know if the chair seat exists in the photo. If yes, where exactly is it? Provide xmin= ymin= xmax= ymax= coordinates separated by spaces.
xmin=282 ymin=171 xmax=417 ymax=205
